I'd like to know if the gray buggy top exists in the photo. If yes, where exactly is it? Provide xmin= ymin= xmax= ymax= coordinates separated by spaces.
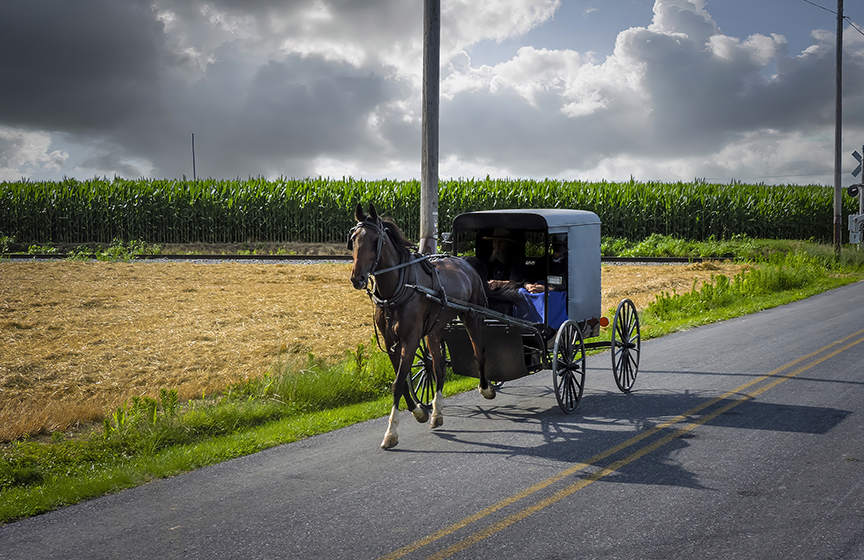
xmin=451 ymin=208 xmax=602 ymax=324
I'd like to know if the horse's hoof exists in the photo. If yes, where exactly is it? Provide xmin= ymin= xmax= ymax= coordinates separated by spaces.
xmin=412 ymin=407 xmax=430 ymax=424
xmin=479 ymin=386 xmax=496 ymax=400
xmin=381 ymin=433 xmax=398 ymax=449
xmin=430 ymin=415 xmax=443 ymax=429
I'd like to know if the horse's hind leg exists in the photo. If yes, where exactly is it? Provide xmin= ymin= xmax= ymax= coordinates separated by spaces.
xmin=427 ymin=332 xmax=446 ymax=428
xmin=464 ymin=314 xmax=494 ymax=400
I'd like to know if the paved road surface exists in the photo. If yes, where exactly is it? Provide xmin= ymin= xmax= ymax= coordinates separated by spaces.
xmin=2 ymin=281 xmax=863 ymax=559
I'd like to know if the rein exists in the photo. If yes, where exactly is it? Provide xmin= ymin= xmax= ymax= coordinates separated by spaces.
xmin=372 ymin=255 xmax=429 ymax=277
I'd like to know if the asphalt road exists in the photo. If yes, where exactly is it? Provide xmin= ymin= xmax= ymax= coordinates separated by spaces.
xmin=2 ymin=281 xmax=863 ymax=560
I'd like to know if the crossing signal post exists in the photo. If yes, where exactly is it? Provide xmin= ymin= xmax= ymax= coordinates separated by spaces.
xmin=850 ymin=148 xmax=864 ymax=246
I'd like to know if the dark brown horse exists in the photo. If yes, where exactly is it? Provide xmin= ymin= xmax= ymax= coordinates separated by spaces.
xmin=349 ymin=203 xmax=492 ymax=449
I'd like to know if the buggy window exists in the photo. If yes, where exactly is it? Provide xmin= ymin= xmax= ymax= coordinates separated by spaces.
xmin=455 ymin=230 xmax=477 ymax=257
xmin=524 ymin=231 xmax=546 ymax=264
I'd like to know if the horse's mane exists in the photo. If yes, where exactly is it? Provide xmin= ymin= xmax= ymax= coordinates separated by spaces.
xmin=379 ymin=217 xmax=415 ymax=257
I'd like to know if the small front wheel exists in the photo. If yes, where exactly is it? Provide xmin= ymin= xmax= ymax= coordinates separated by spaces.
xmin=552 ymin=320 xmax=586 ymax=413
xmin=611 ymin=299 xmax=641 ymax=393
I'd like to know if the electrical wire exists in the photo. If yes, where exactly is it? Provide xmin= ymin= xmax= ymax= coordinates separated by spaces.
xmin=802 ymin=0 xmax=836 ymax=15
xmin=802 ymin=0 xmax=864 ymax=38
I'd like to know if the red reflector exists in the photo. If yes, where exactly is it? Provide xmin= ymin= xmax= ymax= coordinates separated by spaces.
xmin=599 ymin=316 xmax=610 ymax=327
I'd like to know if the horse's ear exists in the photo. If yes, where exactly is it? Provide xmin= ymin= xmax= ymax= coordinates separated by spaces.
xmin=368 ymin=204 xmax=379 ymax=222
xmin=355 ymin=203 xmax=366 ymax=223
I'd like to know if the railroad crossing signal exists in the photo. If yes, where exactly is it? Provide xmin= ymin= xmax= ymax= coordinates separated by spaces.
xmin=854 ymin=150 xmax=862 ymax=177
xmin=850 ymin=214 xmax=864 ymax=244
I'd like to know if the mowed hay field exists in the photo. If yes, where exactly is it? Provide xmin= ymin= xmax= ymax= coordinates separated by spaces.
xmin=0 ymin=260 xmax=748 ymax=441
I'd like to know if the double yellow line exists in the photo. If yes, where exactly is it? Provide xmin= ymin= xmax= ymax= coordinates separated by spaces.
xmin=379 ymin=327 xmax=864 ymax=560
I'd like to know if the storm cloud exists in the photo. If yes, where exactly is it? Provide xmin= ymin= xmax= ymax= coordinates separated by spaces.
xmin=0 ymin=0 xmax=862 ymax=184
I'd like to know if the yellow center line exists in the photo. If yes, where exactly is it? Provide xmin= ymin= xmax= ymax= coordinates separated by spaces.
xmin=378 ymin=328 xmax=864 ymax=560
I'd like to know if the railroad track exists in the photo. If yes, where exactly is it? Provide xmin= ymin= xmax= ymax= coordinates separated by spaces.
xmin=7 ymin=253 xmax=721 ymax=264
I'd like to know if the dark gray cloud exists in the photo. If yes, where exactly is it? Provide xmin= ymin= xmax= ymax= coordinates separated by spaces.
xmin=0 ymin=0 xmax=425 ymax=179
xmin=159 ymin=52 xmax=406 ymax=178
xmin=0 ymin=0 xmax=182 ymax=132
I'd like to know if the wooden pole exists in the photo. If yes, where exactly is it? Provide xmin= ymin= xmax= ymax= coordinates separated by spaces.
xmin=834 ymin=0 xmax=843 ymax=256
xmin=419 ymin=0 xmax=440 ymax=255
xmin=192 ymin=133 xmax=197 ymax=181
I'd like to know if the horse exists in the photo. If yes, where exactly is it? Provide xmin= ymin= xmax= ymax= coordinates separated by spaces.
xmin=348 ymin=203 xmax=494 ymax=449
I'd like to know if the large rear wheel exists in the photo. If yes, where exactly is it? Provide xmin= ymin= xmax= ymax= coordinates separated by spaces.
xmin=552 ymin=320 xmax=586 ymax=413
xmin=611 ymin=298 xmax=641 ymax=393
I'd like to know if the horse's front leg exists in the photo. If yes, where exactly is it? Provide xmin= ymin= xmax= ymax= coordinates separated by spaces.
xmin=381 ymin=347 xmax=402 ymax=450
xmin=381 ymin=339 xmax=428 ymax=450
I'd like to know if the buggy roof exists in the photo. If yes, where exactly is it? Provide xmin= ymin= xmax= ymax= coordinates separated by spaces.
xmin=452 ymin=208 xmax=600 ymax=231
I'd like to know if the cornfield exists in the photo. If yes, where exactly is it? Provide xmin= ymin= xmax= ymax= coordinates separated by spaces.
xmin=0 ymin=176 xmax=855 ymax=244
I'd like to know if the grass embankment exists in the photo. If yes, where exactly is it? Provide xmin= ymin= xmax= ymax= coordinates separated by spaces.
xmin=2 ymin=236 xmax=864 ymax=524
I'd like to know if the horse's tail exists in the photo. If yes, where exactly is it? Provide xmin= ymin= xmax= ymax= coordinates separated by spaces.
xmin=463 ymin=256 xmax=491 ymax=302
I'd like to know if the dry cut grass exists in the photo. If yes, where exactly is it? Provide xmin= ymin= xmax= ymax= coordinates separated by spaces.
xmin=0 ymin=260 xmax=747 ymax=441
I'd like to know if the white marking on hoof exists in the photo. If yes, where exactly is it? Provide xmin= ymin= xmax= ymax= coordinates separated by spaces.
xmin=479 ymin=385 xmax=496 ymax=400
xmin=412 ymin=406 xmax=429 ymax=424
xmin=430 ymin=391 xmax=444 ymax=428
xmin=381 ymin=432 xmax=398 ymax=449
xmin=381 ymin=406 xmax=399 ymax=449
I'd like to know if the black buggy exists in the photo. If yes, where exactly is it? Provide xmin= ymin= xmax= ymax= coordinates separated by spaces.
xmin=409 ymin=209 xmax=641 ymax=413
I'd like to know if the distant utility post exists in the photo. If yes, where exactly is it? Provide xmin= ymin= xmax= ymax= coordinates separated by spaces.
xmin=418 ymin=0 xmax=440 ymax=255
xmin=833 ymin=0 xmax=843 ymax=256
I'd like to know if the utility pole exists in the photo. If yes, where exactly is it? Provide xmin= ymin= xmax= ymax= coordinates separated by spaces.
xmin=192 ymin=133 xmax=197 ymax=181
xmin=834 ymin=0 xmax=843 ymax=257
xmin=419 ymin=0 xmax=440 ymax=255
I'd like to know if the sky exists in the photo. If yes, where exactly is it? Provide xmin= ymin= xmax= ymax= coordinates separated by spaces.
xmin=1 ymin=0 xmax=864 ymax=187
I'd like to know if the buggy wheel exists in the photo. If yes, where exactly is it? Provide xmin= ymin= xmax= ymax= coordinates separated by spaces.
xmin=611 ymin=299 xmax=641 ymax=393
xmin=409 ymin=338 xmax=436 ymax=412
xmin=552 ymin=320 xmax=586 ymax=413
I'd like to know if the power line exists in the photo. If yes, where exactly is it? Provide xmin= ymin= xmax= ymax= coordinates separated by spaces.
xmin=802 ymin=0 xmax=836 ymax=15
xmin=848 ymin=19 xmax=864 ymax=37
xmin=802 ymin=0 xmax=864 ymax=38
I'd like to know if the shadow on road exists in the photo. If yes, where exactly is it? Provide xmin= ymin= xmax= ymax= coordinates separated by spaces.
xmin=387 ymin=381 xmax=852 ymax=491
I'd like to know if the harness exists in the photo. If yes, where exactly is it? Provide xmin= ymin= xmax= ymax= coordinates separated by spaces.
xmin=349 ymin=219 xmax=448 ymax=353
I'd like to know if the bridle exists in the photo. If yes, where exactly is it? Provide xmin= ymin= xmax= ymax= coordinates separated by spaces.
xmin=348 ymin=219 xmax=428 ymax=294
xmin=347 ymin=219 xmax=386 ymax=280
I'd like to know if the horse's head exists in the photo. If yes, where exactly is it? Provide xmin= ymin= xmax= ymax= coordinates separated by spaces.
xmin=348 ymin=203 xmax=384 ymax=290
